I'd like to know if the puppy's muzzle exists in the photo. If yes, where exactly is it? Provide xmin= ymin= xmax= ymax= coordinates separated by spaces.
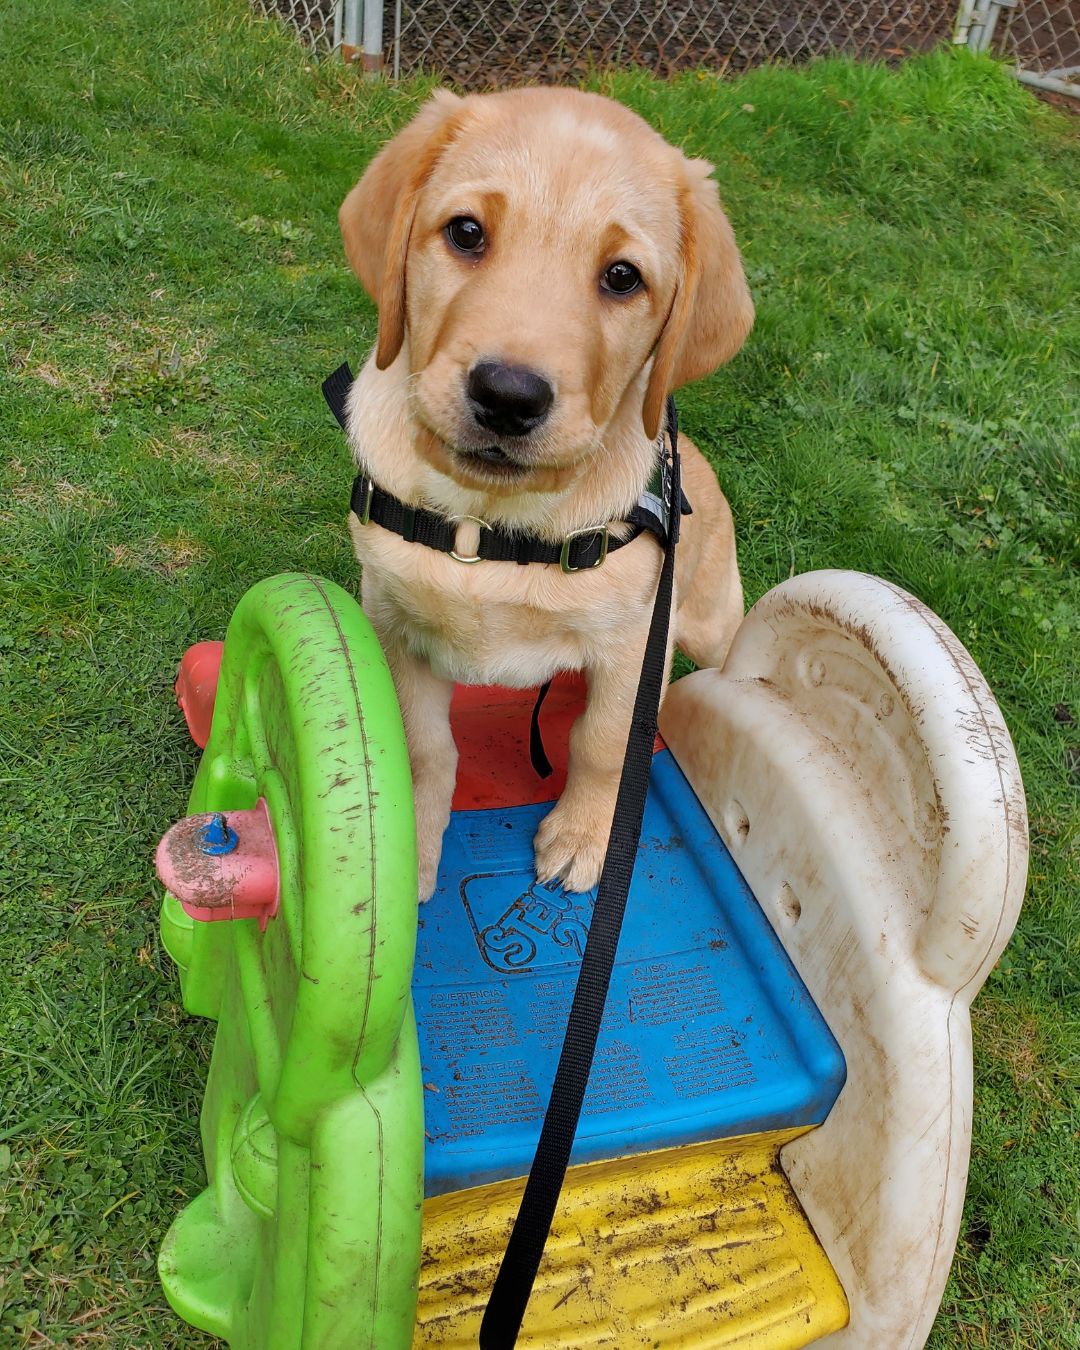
xmin=467 ymin=360 xmax=553 ymax=438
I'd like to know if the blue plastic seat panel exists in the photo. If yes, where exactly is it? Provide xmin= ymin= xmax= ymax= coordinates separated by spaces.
xmin=413 ymin=748 xmax=846 ymax=1198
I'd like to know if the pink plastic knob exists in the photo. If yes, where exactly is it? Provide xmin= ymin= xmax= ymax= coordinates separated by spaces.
xmin=156 ymin=799 xmax=280 ymax=929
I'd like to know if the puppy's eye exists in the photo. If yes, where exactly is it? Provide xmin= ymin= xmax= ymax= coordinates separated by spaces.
xmin=601 ymin=260 xmax=643 ymax=296
xmin=446 ymin=216 xmax=485 ymax=254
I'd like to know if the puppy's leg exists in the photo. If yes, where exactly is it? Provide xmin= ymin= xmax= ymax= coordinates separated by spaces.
xmin=361 ymin=575 xmax=456 ymax=900
xmin=534 ymin=632 xmax=671 ymax=894
xmin=381 ymin=639 xmax=457 ymax=901
xmin=673 ymin=452 xmax=744 ymax=670
xmin=675 ymin=530 xmax=743 ymax=670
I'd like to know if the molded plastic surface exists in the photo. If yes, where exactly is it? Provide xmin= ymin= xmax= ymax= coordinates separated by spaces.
xmin=156 ymin=800 xmax=279 ymax=927
xmin=416 ymin=1129 xmax=848 ymax=1348
xmin=659 ymin=570 xmax=1028 ymax=1350
xmin=449 ymin=673 xmax=661 ymax=810
xmin=174 ymin=639 xmax=224 ymax=748
xmin=159 ymin=575 xmax=847 ymax=1350
xmin=417 ymin=752 xmax=845 ymax=1196
xmin=158 ymin=574 xmax=421 ymax=1348
xmin=159 ymin=568 xmax=1023 ymax=1349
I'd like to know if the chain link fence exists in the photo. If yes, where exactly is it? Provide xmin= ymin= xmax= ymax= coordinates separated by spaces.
xmin=388 ymin=0 xmax=957 ymax=84
xmin=977 ymin=0 xmax=1080 ymax=97
xmin=258 ymin=0 xmax=1078 ymax=99
xmin=254 ymin=0 xmax=338 ymax=53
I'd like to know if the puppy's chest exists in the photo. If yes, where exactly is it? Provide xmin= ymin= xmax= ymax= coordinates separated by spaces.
xmin=368 ymin=555 xmax=642 ymax=688
xmin=386 ymin=573 xmax=596 ymax=684
xmin=354 ymin=514 xmax=662 ymax=683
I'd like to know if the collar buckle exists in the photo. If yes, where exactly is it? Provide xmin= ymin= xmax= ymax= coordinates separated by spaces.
xmin=560 ymin=526 xmax=609 ymax=574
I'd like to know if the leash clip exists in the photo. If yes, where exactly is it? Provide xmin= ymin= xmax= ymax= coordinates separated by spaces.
xmin=448 ymin=514 xmax=490 ymax=564
xmin=560 ymin=526 xmax=609 ymax=573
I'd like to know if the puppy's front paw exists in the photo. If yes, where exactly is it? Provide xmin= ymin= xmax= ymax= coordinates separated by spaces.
xmin=533 ymin=800 xmax=613 ymax=895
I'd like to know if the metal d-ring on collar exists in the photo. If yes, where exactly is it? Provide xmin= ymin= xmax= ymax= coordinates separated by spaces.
xmin=323 ymin=362 xmax=689 ymax=573
xmin=448 ymin=514 xmax=490 ymax=565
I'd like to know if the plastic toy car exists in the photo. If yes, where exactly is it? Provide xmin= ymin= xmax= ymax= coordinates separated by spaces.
xmin=155 ymin=568 xmax=1027 ymax=1348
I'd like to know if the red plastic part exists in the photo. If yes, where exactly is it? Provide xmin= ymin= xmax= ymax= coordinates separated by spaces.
xmin=449 ymin=672 xmax=664 ymax=811
xmin=155 ymin=798 xmax=280 ymax=929
xmin=175 ymin=641 xmax=225 ymax=749
xmin=174 ymin=640 xmax=659 ymax=812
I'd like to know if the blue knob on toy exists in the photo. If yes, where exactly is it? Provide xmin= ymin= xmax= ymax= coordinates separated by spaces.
xmin=198 ymin=812 xmax=239 ymax=856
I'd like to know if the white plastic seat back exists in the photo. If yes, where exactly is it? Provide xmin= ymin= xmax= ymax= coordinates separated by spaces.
xmin=660 ymin=569 xmax=1028 ymax=1350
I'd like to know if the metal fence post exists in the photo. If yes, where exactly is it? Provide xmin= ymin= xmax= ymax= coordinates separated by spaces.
xmin=1014 ymin=65 xmax=1080 ymax=95
xmin=955 ymin=0 xmax=1003 ymax=52
xmin=340 ymin=0 xmax=383 ymax=73
xmin=955 ymin=0 xmax=1078 ymax=99
xmin=341 ymin=0 xmax=362 ymax=63
xmin=362 ymin=0 xmax=384 ymax=75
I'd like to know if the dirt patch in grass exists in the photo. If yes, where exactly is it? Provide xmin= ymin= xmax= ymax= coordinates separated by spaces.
xmin=106 ymin=532 xmax=204 ymax=574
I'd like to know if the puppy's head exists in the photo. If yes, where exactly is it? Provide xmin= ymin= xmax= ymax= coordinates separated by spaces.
xmin=340 ymin=88 xmax=752 ymax=490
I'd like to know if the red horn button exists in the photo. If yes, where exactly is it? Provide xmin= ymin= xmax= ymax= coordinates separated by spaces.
xmin=156 ymin=800 xmax=280 ymax=929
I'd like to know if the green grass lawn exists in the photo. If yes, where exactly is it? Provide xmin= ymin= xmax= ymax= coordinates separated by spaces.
xmin=1 ymin=0 xmax=1078 ymax=1343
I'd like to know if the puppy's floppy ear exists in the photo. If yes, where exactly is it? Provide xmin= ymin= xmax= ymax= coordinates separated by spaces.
xmin=642 ymin=158 xmax=754 ymax=439
xmin=339 ymin=90 xmax=464 ymax=370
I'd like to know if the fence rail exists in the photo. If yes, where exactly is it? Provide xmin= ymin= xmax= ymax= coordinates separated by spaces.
xmin=258 ymin=0 xmax=1079 ymax=99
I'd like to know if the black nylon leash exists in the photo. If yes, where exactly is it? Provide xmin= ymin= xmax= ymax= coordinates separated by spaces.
xmin=529 ymin=680 xmax=554 ymax=780
xmin=479 ymin=402 xmax=681 ymax=1349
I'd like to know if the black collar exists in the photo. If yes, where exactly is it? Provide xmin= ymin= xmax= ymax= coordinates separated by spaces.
xmin=323 ymin=362 xmax=690 ymax=573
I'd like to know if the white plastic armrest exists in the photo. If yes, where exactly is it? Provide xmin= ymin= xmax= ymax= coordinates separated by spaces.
xmin=660 ymin=569 xmax=1028 ymax=1350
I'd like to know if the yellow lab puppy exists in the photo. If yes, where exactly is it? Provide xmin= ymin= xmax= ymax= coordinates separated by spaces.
xmin=339 ymin=88 xmax=753 ymax=899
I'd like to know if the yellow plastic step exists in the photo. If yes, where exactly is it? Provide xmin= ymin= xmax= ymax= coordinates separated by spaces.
xmin=415 ymin=1128 xmax=848 ymax=1348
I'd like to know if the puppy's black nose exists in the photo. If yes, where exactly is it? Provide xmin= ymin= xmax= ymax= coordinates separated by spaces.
xmin=467 ymin=361 xmax=553 ymax=437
